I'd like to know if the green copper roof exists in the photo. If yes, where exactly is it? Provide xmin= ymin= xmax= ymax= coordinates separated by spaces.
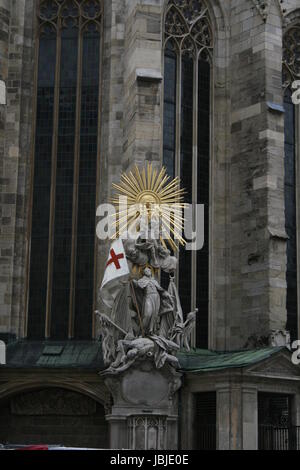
xmin=178 ymin=347 xmax=285 ymax=373
xmin=2 ymin=340 xmax=105 ymax=369
xmin=1 ymin=340 xmax=286 ymax=373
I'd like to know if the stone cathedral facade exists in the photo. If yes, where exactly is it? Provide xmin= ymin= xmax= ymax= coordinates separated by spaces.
xmin=0 ymin=0 xmax=300 ymax=450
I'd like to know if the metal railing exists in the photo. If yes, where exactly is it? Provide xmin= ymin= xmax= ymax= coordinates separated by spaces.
xmin=195 ymin=424 xmax=216 ymax=450
xmin=259 ymin=425 xmax=300 ymax=450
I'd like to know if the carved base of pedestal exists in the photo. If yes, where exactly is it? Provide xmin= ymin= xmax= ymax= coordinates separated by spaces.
xmin=103 ymin=360 xmax=182 ymax=450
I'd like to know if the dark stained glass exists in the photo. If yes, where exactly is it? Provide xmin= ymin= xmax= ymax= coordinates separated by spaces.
xmin=27 ymin=28 xmax=56 ymax=339
xmin=163 ymin=41 xmax=177 ymax=180
xmin=284 ymin=89 xmax=298 ymax=341
xmin=50 ymin=26 xmax=78 ymax=339
xmin=74 ymin=26 xmax=100 ymax=339
xmin=196 ymin=59 xmax=210 ymax=349
xmin=162 ymin=41 xmax=177 ymax=290
xmin=179 ymin=52 xmax=193 ymax=316
xmin=28 ymin=3 xmax=101 ymax=341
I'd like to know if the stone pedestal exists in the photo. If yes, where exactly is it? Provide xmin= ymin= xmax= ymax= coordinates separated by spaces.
xmin=103 ymin=361 xmax=182 ymax=450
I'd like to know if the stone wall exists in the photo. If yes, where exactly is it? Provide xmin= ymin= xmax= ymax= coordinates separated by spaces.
xmin=0 ymin=0 xmax=35 ymax=338
xmin=0 ymin=0 xmax=12 ymax=335
xmin=0 ymin=0 xmax=300 ymax=350
xmin=96 ymin=0 xmax=126 ymax=334
xmin=228 ymin=0 xmax=287 ymax=349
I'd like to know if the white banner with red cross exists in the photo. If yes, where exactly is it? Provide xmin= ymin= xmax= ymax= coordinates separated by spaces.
xmin=100 ymin=239 xmax=130 ymax=309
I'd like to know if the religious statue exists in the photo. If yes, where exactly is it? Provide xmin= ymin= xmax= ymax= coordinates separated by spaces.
xmin=170 ymin=309 xmax=198 ymax=352
xmin=132 ymin=267 xmax=174 ymax=335
xmin=97 ymin=164 xmax=198 ymax=376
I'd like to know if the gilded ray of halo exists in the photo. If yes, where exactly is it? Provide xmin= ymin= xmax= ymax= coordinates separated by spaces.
xmin=160 ymin=218 xmax=186 ymax=247
xmin=135 ymin=165 xmax=146 ymax=191
xmin=111 ymin=164 xmax=186 ymax=250
xmin=150 ymin=166 xmax=158 ymax=191
xmin=160 ymin=214 xmax=185 ymax=243
xmin=111 ymin=214 xmax=140 ymax=240
xmin=111 ymin=183 xmax=136 ymax=201
xmin=121 ymin=174 xmax=140 ymax=196
xmin=160 ymin=184 xmax=185 ymax=199
xmin=152 ymin=167 xmax=167 ymax=193
xmin=160 ymin=191 xmax=185 ymax=202
xmin=158 ymin=176 xmax=180 ymax=195
xmin=160 ymin=205 xmax=187 ymax=216
xmin=161 ymin=212 xmax=186 ymax=227
xmin=129 ymin=170 xmax=143 ymax=193
xmin=160 ymin=179 xmax=184 ymax=193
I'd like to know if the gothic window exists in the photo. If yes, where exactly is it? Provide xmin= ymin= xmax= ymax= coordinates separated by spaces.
xmin=128 ymin=416 xmax=167 ymax=450
xmin=163 ymin=0 xmax=213 ymax=348
xmin=27 ymin=0 xmax=102 ymax=340
xmin=283 ymin=26 xmax=300 ymax=341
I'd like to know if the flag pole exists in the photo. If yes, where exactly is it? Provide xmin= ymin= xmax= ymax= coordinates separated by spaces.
xmin=130 ymin=280 xmax=145 ymax=338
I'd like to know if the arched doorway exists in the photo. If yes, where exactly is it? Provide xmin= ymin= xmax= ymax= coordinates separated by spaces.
xmin=0 ymin=387 xmax=109 ymax=448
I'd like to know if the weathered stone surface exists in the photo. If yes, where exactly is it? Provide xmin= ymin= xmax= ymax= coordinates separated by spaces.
xmin=0 ymin=0 xmax=300 ymax=450
xmin=0 ymin=0 xmax=299 ymax=380
xmin=105 ymin=360 xmax=182 ymax=450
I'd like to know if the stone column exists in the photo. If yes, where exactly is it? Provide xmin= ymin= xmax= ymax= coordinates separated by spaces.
xmin=123 ymin=0 xmax=162 ymax=168
xmin=217 ymin=384 xmax=258 ymax=450
xmin=217 ymin=387 xmax=231 ymax=450
xmin=104 ymin=361 xmax=182 ymax=450
xmin=228 ymin=0 xmax=287 ymax=349
xmin=291 ymin=393 xmax=300 ymax=427
xmin=242 ymin=387 xmax=258 ymax=450
xmin=0 ymin=0 xmax=11 ymax=335
xmin=107 ymin=415 xmax=129 ymax=450
xmin=180 ymin=388 xmax=195 ymax=450
xmin=0 ymin=0 xmax=36 ymax=339
xmin=96 ymin=0 xmax=126 ymax=311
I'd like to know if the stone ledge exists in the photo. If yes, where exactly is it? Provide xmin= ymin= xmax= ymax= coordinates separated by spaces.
xmin=136 ymin=68 xmax=162 ymax=83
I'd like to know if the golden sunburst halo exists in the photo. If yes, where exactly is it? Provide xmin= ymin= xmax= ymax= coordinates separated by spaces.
xmin=110 ymin=163 xmax=186 ymax=251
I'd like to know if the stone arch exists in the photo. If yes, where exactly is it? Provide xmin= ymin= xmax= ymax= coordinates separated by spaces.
xmin=0 ymin=378 xmax=109 ymax=408
xmin=0 ymin=379 xmax=110 ymax=448
xmin=162 ymin=0 xmax=228 ymax=38
xmin=283 ymin=7 xmax=300 ymax=29
xmin=282 ymin=9 xmax=300 ymax=87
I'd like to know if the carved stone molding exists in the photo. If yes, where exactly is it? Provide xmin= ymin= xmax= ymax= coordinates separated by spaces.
xmin=104 ymin=361 xmax=182 ymax=450
xmin=104 ymin=361 xmax=182 ymax=410
xmin=251 ymin=0 xmax=271 ymax=21
xmin=38 ymin=0 xmax=102 ymax=30
xmin=283 ymin=8 xmax=300 ymax=29
xmin=10 ymin=388 xmax=97 ymax=416
xmin=283 ymin=24 xmax=300 ymax=87
xmin=247 ymin=352 xmax=300 ymax=379
xmin=164 ymin=0 xmax=213 ymax=60
xmin=0 ymin=376 xmax=111 ymax=414
xmin=251 ymin=0 xmax=287 ymax=22
xmin=128 ymin=416 xmax=167 ymax=450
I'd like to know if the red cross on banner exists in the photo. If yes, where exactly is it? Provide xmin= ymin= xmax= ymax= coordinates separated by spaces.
xmin=106 ymin=249 xmax=125 ymax=270
xmin=100 ymin=239 xmax=130 ymax=308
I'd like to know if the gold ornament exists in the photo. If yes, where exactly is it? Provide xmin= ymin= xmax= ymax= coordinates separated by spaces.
xmin=110 ymin=163 xmax=186 ymax=251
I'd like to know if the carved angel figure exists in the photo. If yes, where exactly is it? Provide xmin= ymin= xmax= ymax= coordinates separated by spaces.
xmin=156 ymin=245 xmax=178 ymax=274
xmin=124 ymin=238 xmax=148 ymax=267
xmin=132 ymin=268 xmax=174 ymax=336
xmin=102 ymin=335 xmax=180 ymax=375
